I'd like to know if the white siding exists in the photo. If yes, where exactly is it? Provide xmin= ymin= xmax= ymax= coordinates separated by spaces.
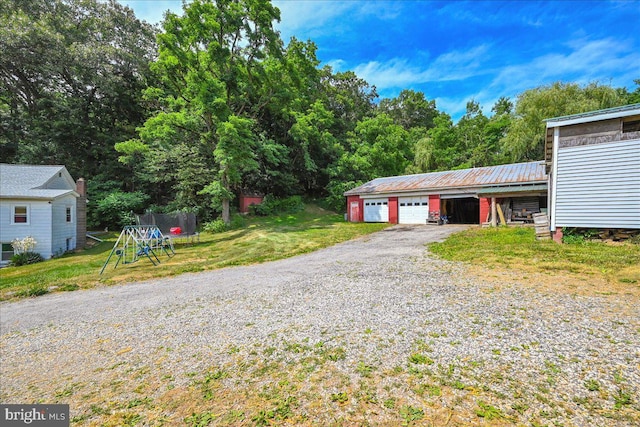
xmin=0 ymin=199 xmax=54 ymax=259
xmin=51 ymin=194 xmax=77 ymax=256
xmin=555 ymin=139 xmax=640 ymax=228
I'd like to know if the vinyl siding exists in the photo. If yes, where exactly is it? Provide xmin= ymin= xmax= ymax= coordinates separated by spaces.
xmin=52 ymin=194 xmax=77 ymax=256
xmin=555 ymin=138 xmax=640 ymax=228
xmin=0 ymin=199 xmax=54 ymax=259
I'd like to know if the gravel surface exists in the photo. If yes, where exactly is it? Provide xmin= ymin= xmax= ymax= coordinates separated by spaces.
xmin=1 ymin=225 xmax=638 ymax=426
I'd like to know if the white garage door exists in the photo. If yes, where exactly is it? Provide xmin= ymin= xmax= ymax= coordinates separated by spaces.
xmin=364 ymin=198 xmax=389 ymax=222
xmin=399 ymin=196 xmax=429 ymax=224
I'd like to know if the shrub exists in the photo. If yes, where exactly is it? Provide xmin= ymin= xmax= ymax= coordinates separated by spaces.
xmin=203 ymin=218 xmax=228 ymax=233
xmin=10 ymin=251 xmax=44 ymax=267
xmin=11 ymin=236 xmax=37 ymax=253
xmin=202 ymin=214 xmax=246 ymax=233
xmin=325 ymin=180 xmax=363 ymax=213
xmin=230 ymin=214 xmax=246 ymax=229
xmin=95 ymin=190 xmax=149 ymax=229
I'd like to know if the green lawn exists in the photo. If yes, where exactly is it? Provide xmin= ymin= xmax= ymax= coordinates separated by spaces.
xmin=0 ymin=206 xmax=389 ymax=300
xmin=429 ymin=226 xmax=640 ymax=286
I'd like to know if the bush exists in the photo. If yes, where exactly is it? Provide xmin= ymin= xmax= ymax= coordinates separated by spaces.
xmin=203 ymin=218 xmax=228 ymax=233
xmin=202 ymin=214 xmax=246 ymax=233
xmin=95 ymin=190 xmax=149 ymax=229
xmin=10 ymin=251 xmax=44 ymax=266
xmin=325 ymin=180 xmax=363 ymax=213
xmin=249 ymin=195 xmax=304 ymax=216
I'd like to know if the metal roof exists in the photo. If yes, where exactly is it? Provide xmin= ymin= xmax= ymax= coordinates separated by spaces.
xmin=344 ymin=161 xmax=547 ymax=196
xmin=477 ymin=183 xmax=548 ymax=195
xmin=545 ymin=103 xmax=640 ymax=127
xmin=0 ymin=163 xmax=77 ymax=199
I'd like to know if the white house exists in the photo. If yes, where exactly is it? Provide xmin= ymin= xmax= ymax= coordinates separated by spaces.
xmin=0 ymin=164 xmax=86 ymax=263
xmin=545 ymin=104 xmax=640 ymax=242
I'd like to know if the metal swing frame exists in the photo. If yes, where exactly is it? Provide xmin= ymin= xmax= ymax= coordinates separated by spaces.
xmin=99 ymin=225 xmax=174 ymax=275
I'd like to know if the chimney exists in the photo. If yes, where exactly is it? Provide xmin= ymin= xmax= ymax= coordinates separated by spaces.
xmin=76 ymin=177 xmax=86 ymax=197
xmin=76 ymin=178 xmax=87 ymax=249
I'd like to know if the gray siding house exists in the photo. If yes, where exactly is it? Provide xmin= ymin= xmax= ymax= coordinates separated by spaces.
xmin=0 ymin=164 xmax=86 ymax=263
xmin=545 ymin=104 xmax=640 ymax=241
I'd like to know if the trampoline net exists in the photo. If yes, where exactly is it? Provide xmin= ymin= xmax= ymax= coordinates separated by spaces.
xmin=136 ymin=212 xmax=197 ymax=236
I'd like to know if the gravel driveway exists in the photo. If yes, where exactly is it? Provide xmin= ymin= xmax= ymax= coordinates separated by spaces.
xmin=1 ymin=225 xmax=638 ymax=426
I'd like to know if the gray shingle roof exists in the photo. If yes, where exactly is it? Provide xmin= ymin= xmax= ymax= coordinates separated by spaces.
xmin=0 ymin=164 xmax=76 ymax=199
xmin=344 ymin=161 xmax=547 ymax=196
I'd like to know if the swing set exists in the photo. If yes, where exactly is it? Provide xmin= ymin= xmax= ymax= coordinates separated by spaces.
xmin=99 ymin=225 xmax=175 ymax=275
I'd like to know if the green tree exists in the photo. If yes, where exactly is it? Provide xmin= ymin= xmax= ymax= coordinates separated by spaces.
xmin=408 ymin=112 xmax=456 ymax=173
xmin=379 ymin=89 xmax=437 ymax=130
xmin=621 ymin=79 xmax=640 ymax=104
xmin=455 ymin=100 xmax=490 ymax=168
xmin=0 ymin=0 xmax=156 ymax=183
xmin=288 ymin=100 xmax=339 ymax=193
xmin=335 ymin=114 xmax=412 ymax=182
xmin=504 ymin=82 xmax=627 ymax=162
xmin=139 ymin=0 xmax=283 ymax=224
xmin=321 ymin=69 xmax=378 ymax=139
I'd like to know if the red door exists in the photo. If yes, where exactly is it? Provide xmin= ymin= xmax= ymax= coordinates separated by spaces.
xmin=350 ymin=201 xmax=360 ymax=222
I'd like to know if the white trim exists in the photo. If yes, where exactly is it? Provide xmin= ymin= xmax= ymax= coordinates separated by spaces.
xmin=550 ymin=126 xmax=560 ymax=231
xmin=10 ymin=204 xmax=30 ymax=225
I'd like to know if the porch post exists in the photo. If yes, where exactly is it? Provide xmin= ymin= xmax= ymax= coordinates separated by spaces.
xmin=491 ymin=197 xmax=497 ymax=227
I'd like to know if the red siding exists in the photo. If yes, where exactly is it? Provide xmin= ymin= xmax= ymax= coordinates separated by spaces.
xmin=388 ymin=197 xmax=398 ymax=224
xmin=239 ymin=195 xmax=264 ymax=213
xmin=428 ymin=195 xmax=440 ymax=216
xmin=347 ymin=195 xmax=363 ymax=222
xmin=479 ymin=197 xmax=491 ymax=224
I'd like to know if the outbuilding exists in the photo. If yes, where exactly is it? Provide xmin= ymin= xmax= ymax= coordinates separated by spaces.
xmin=344 ymin=161 xmax=548 ymax=225
xmin=545 ymin=104 xmax=640 ymax=242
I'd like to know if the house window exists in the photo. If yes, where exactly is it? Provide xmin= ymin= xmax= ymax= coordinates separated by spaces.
xmin=12 ymin=205 xmax=29 ymax=224
xmin=66 ymin=206 xmax=72 ymax=223
xmin=1 ymin=243 xmax=14 ymax=261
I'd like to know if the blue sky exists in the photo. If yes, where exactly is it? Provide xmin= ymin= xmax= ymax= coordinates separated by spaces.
xmin=118 ymin=0 xmax=640 ymax=121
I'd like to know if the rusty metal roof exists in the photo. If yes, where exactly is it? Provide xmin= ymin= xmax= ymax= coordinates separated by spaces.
xmin=344 ymin=161 xmax=547 ymax=196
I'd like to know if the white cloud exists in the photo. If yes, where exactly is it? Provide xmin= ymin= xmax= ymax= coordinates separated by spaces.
xmin=273 ymin=0 xmax=361 ymax=41
xmin=273 ymin=0 xmax=404 ymax=41
xmin=489 ymin=37 xmax=640 ymax=95
xmin=349 ymin=44 xmax=492 ymax=89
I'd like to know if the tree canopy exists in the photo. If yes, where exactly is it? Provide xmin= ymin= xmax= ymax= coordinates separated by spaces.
xmin=2 ymin=0 xmax=638 ymax=227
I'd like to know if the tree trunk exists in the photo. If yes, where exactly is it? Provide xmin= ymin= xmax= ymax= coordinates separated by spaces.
xmin=222 ymin=198 xmax=230 ymax=225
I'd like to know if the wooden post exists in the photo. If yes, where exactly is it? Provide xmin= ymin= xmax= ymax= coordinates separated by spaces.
xmin=491 ymin=197 xmax=497 ymax=227
xmin=497 ymin=203 xmax=506 ymax=226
